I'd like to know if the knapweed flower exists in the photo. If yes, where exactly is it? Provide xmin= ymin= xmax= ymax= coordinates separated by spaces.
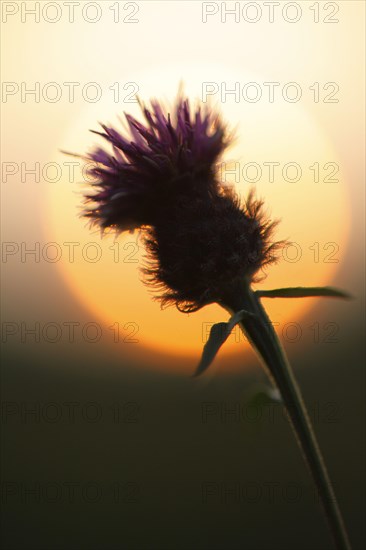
xmin=82 ymin=97 xmax=280 ymax=312
xmin=76 ymin=95 xmax=351 ymax=550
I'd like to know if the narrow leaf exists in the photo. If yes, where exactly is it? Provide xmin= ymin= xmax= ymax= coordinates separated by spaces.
xmin=194 ymin=310 xmax=255 ymax=377
xmin=256 ymin=286 xmax=351 ymax=300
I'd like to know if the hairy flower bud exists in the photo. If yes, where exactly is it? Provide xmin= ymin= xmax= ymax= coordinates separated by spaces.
xmin=80 ymin=97 xmax=281 ymax=312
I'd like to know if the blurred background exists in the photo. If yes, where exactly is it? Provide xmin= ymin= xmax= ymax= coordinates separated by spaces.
xmin=1 ymin=1 xmax=365 ymax=549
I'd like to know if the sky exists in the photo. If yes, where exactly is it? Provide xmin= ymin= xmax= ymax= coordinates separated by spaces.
xmin=2 ymin=0 xmax=365 ymax=371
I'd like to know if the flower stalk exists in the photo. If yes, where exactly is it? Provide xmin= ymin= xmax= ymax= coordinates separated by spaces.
xmin=219 ymin=280 xmax=351 ymax=550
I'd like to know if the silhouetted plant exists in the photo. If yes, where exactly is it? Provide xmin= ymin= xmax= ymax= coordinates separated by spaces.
xmin=73 ymin=96 xmax=352 ymax=550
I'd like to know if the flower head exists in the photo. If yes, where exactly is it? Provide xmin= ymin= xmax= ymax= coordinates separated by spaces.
xmin=81 ymin=96 xmax=281 ymax=312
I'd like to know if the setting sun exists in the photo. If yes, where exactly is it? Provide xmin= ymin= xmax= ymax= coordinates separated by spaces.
xmin=44 ymin=63 xmax=350 ymax=361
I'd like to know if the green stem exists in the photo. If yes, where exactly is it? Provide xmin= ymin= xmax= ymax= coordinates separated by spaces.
xmin=220 ymin=282 xmax=351 ymax=550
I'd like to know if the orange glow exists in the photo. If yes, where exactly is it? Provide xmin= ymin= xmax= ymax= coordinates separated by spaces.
xmin=44 ymin=65 xmax=350 ymax=365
